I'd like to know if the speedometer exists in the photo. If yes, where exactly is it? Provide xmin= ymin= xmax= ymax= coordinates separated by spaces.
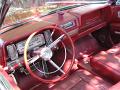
xmin=16 ymin=34 xmax=45 ymax=54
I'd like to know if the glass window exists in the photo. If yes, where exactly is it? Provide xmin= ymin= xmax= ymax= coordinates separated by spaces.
xmin=0 ymin=0 xmax=108 ymax=27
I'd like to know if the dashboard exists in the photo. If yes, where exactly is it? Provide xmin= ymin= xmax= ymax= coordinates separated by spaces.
xmin=0 ymin=4 xmax=111 ymax=72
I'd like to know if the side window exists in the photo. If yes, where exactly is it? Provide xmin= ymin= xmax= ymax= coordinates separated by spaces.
xmin=0 ymin=3 xmax=1 ymax=8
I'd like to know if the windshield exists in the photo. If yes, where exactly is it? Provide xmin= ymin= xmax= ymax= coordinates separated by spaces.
xmin=0 ymin=0 xmax=107 ymax=28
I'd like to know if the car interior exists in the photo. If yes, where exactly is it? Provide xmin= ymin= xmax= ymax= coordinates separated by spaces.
xmin=0 ymin=0 xmax=120 ymax=90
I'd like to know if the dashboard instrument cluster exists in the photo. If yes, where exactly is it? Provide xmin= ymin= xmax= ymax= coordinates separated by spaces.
xmin=6 ymin=30 xmax=52 ymax=69
xmin=16 ymin=34 xmax=45 ymax=54
xmin=7 ymin=34 xmax=45 ymax=60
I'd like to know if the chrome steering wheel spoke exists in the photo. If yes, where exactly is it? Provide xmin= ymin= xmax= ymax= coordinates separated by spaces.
xmin=28 ymin=34 xmax=66 ymax=75
xmin=28 ymin=55 xmax=40 ymax=64
xmin=42 ymin=60 xmax=49 ymax=77
xmin=48 ymin=34 xmax=65 ymax=49
xmin=48 ymin=59 xmax=65 ymax=74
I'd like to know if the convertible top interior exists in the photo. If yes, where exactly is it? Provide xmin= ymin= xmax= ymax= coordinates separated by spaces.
xmin=0 ymin=1 xmax=120 ymax=90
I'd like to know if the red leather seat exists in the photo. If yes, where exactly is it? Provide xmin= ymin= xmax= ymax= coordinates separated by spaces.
xmin=50 ymin=70 xmax=111 ymax=90
xmin=109 ymin=81 xmax=120 ymax=90
xmin=90 ymin=43 xmax=120 ymax=83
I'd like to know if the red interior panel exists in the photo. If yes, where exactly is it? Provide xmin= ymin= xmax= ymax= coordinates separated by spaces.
xmin=69 ymin=4 xmax=111 ymax=28
xmin=109 ymin=81 xmax=120 ymax=90
xmin=111 ymin=6 xmax=120 ymax=22
xmin=110 ymin=6 xmax=120 ymax=33
xmin=68 ymin=4 xmax=111 ymax=39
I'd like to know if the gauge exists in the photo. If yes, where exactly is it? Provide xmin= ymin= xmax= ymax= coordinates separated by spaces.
xmin=16 ymin=34 xmax=45 ymax=54
xmin=44 ymin=30 xmax=53 ymax=45
xmin=7 ymin=44 xmax=18 ymax=60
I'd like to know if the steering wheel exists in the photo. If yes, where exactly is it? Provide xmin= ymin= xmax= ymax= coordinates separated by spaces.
xmin=24 ymin=26 xmax=75 ymax=83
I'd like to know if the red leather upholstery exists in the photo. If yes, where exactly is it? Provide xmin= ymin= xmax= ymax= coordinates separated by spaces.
xmin=111 ymin=23 xmax=120 ymax=32
xmin=109 ymin=81 xmax=120 ymax=90
xmin=90 ymin=43 xmax=120 ymax=83
xmin=50 ymin=70 xmax=112 ymax=90
xmin=111 ymin=6 xmax=120 ymax=22
xmin=110 ymin=6 xmax=120 ymax=34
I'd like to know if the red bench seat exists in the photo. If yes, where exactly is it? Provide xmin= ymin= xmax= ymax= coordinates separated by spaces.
xmin=90 ymin=43 xmax=120 ymax=83
xmin=109 ymin=81 xmax=120 ymax=90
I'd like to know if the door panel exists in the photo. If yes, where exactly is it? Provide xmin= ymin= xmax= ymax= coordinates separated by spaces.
xmin=110 ymin=6 xmax=120 ymax=33
xmin=111 ymin=6 xmax=120 ymax=22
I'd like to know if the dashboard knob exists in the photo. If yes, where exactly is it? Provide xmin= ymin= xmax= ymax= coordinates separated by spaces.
xmin=58 ymin=11 xmax=64 ymax=20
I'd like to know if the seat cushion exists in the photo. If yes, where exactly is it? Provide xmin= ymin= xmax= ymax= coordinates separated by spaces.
xmin=109 ymin=81 xmax=120 ymax=90
xmin=50 ymin=70 xmax=111 ymax=90
xmin=90 ymin=43 xmax=120 ymax=83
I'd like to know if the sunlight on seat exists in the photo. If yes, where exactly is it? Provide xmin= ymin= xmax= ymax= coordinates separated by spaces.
xmin=83 ymin=70 xmax=91 ymax=75
xmin=85 ymin=84 xmax=94 ymax=90
xmin=106 ymin=62 xmax=119 ymax=70
xmin=101 ymin=51 xmax=107 ymax=55
xmin=94 ymin=56 xmax=106 ymax=60
xmin=114 ymin=56 xmax=120 ymax=62
xmin=107 ymin=48 xmax=120 ymax=54
xmin=89 ymin=79 xmax=99 ymax=84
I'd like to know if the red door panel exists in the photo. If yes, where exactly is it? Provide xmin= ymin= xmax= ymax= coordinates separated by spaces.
xmin=110 ymin=6 xmax=120 ymax=33
xmin=111 ymin=6 xmax=120 ymax=22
